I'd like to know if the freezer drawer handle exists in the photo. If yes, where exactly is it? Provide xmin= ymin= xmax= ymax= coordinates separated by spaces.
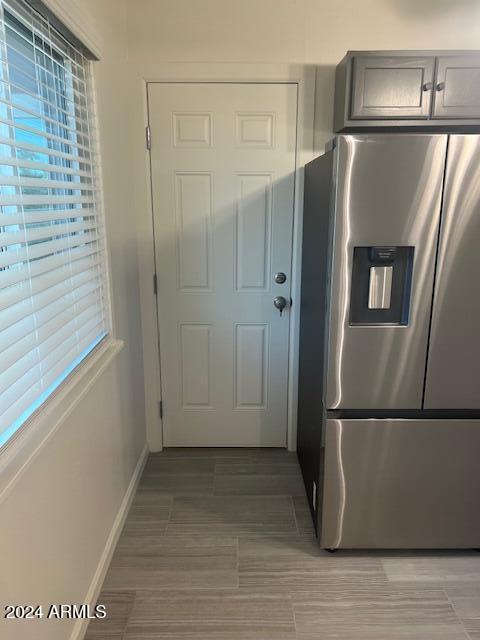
xmin=368 ymin=265 xmax=393 ymax=309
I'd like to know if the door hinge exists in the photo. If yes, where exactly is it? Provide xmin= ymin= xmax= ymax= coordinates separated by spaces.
xmin=153 ymin=273 xmax=158 ymax=295
xmin=145 ymin=124 xmax=151 ymax=150
xmin=159 ymin=400 xmax=163 ymax=420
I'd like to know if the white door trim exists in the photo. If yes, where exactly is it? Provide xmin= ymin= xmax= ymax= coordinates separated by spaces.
xmin=131 ymin=64 xmax=316 ymax=451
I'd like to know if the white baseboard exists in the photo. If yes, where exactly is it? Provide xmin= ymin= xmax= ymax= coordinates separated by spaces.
xmin=70 ymin=444 xmax=149 ymax=640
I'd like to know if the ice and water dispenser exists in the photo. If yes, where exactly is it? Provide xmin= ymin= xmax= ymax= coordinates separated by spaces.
xmin=350 ymin=246 xmax=414 ymax=325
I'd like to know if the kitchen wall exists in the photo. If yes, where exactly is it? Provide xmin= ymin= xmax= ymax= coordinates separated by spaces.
xmin=127 ymin=0 xmax=480 ymax=150
xmin=0 ymin=2 xmax=146 ymax=639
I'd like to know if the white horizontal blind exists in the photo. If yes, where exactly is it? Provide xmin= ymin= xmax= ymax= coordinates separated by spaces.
xmin=0 ymin=0 xmax=110 ymax=447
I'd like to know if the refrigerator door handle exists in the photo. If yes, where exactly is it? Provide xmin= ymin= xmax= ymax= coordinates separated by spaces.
xmin=368 ymin=265 xmax=393 ymax=309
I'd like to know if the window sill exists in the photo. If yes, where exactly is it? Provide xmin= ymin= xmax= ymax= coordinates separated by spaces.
xmin=0 ymin=338 xmax=124 ymax=502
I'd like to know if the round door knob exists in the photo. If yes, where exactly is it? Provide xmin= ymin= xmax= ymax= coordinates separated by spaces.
xmin=422 ymin=82 xmax=433 ymax=91
xmin=274 ymin=272 xmax=287 ymax=284
xmin=436 ymin=82 xmax=445 ymax=91
xmin=273 ymin=296 xmax=287 ymax=315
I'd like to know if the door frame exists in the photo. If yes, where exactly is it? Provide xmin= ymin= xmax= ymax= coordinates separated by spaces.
xmin=131 ymin=64 xmax=316 ymax=451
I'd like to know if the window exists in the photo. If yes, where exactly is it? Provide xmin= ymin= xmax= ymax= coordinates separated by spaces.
xmin=0 ymin=0 xmax=110 ymax=448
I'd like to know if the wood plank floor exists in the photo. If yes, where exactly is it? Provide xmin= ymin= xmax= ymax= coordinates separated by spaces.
xmin=86 ymin=449 xmax=480 ymax=639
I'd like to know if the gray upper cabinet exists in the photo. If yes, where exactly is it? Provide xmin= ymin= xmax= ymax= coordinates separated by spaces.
xmin=433 ymin=55 xmax=480 ymax=119
xmin=351 ymin=56 xmax=434 ymax=119
xmin=334 ymin=51 xmax=480 ymax=132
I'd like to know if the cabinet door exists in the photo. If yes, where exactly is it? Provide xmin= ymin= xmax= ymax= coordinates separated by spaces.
xmin=351 ymin=56 xmax=434 ymax=119
xmin=433 ymin=55 xmax=480 ymax=119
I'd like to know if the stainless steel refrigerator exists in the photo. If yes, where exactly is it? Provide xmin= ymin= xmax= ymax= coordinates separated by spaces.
xmin=298 ymin=134 xmax=480 ymax=549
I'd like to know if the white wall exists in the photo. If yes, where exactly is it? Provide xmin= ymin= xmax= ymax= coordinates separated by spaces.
xmin=127 ymin=0 xmax=480 ymax=149
xmin=0 ymin=2 xmax=146 ymax=639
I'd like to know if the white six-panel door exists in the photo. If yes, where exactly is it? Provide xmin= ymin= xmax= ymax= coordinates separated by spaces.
xmin=148 ymin=83 xmax=297 ymax=446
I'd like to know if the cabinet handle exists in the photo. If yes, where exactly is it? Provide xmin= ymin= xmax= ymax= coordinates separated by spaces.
xmin=422 ymin=82 xmax=433 ymax=91
xmin=436 ymin=82 xmax=445 ymax=91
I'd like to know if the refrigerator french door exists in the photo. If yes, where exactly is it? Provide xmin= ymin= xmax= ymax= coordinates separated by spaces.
xmin=298 ymin=134 xmax=480 ymax=549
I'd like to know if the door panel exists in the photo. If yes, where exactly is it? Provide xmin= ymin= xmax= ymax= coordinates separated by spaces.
xmin=326 ymin=135 xmax=448 ymax=409
xmin=148 ymin=83 xmax=297 ymax=446
xmin=322 ymin=418 xmax=480 ymax=548
xmin=433 ymin=56 xmax=480 ymax=119
xmin=235 ymin=173 xmax=272 ymax=291
xmin=175 ymin=172 xmax=213 ymax=290
xmin=351 ymin=56 xmax=434 ymax=119
xmin=424 ymin=135 xmax=480 ymax=408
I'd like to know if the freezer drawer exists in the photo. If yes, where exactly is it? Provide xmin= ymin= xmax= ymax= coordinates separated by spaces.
xmin=321 ymin=418 xmax=480 ymax=549
xmin=326 ymin=135 xmax=447 ymax=409
xmin=425 ymin=135 xmax=480 ymax=409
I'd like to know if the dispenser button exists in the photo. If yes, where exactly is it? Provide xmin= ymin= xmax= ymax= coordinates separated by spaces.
xmin=368 ymin=265 xmax=393 ymax=309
